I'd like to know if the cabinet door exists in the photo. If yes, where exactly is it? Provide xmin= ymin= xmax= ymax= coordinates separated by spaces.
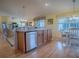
xmin=44 ymin=30 xmax=48 ymax=44
xmin=47 ymin=30 xmax=52 ymax=42
xmin=37 ymin=30 xmax=44 ymax=46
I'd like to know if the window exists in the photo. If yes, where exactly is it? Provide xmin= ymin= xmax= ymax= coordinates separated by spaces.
xmin=35 ymin=19 xmax=45 ymax=28
xmin=58 ymin=17 xmax=79 ymax=32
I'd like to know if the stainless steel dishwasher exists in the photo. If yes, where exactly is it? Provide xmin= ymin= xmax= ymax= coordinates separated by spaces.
xmin=26 ymin=31 xmax=37 ymax=51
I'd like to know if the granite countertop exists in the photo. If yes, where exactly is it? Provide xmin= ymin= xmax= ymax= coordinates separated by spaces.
xmin=16 ymin=27 xmax=49 ymax=32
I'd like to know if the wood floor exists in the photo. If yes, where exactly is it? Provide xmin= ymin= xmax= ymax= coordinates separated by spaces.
xmin=0 ymin=35 xmax=79 ymax=58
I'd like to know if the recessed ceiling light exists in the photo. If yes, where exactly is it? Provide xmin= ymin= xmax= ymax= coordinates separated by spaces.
xmin=45 ymin=3 xmax=49 ymax=6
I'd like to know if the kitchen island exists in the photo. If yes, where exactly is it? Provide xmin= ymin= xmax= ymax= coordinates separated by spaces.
xmin=15 ymin=28 xmax=52 ymax=53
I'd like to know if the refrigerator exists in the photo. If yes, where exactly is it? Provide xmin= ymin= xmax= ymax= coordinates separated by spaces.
xmin=26 ymin=31 xmax=37 ymax=51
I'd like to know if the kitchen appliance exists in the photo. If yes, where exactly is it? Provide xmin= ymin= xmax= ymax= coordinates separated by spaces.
xmin=26 ymin=31 xmax=37 ymax=51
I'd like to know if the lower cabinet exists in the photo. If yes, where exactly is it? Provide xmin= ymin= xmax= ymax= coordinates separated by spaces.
xmin=37 ymin=29 xmax=52 ymax=47
xmin=16 ymin=29 xmax=52 ymax=53
xmin=16 ymin=31 xmax=26 ymax=53
xmin=37 ymin=30 xmax=44 ymax=46
xmin=44 ymin=30 xmax=48 ymax=44
xmin=47 ymin=29 xmax=52 ymax=42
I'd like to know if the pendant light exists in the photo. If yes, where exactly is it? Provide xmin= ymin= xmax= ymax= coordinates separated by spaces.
xmin=70 ymin=0 xmax=78 ymax=20
xmin=72 ymin=0 xmax=76 ymax=14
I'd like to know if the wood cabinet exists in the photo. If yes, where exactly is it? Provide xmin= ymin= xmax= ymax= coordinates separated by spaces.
xmin=47 ymin=29 xmax=52 ymax=42
xmin=16 ymin=31 xmax=26 ymax=53
xmin=44 ymin=30 xmax=48 ymax=44
xmin=15 ymin=29 xmax=52 ymax=53
xmin=37 ymin=30 xmax=44 ymax=46
xmin=37 ymin=29 xmax=52 ymax=47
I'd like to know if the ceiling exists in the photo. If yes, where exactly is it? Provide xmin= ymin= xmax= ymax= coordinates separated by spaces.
xmin=0 ymin=0 xmax=79 ymax=19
